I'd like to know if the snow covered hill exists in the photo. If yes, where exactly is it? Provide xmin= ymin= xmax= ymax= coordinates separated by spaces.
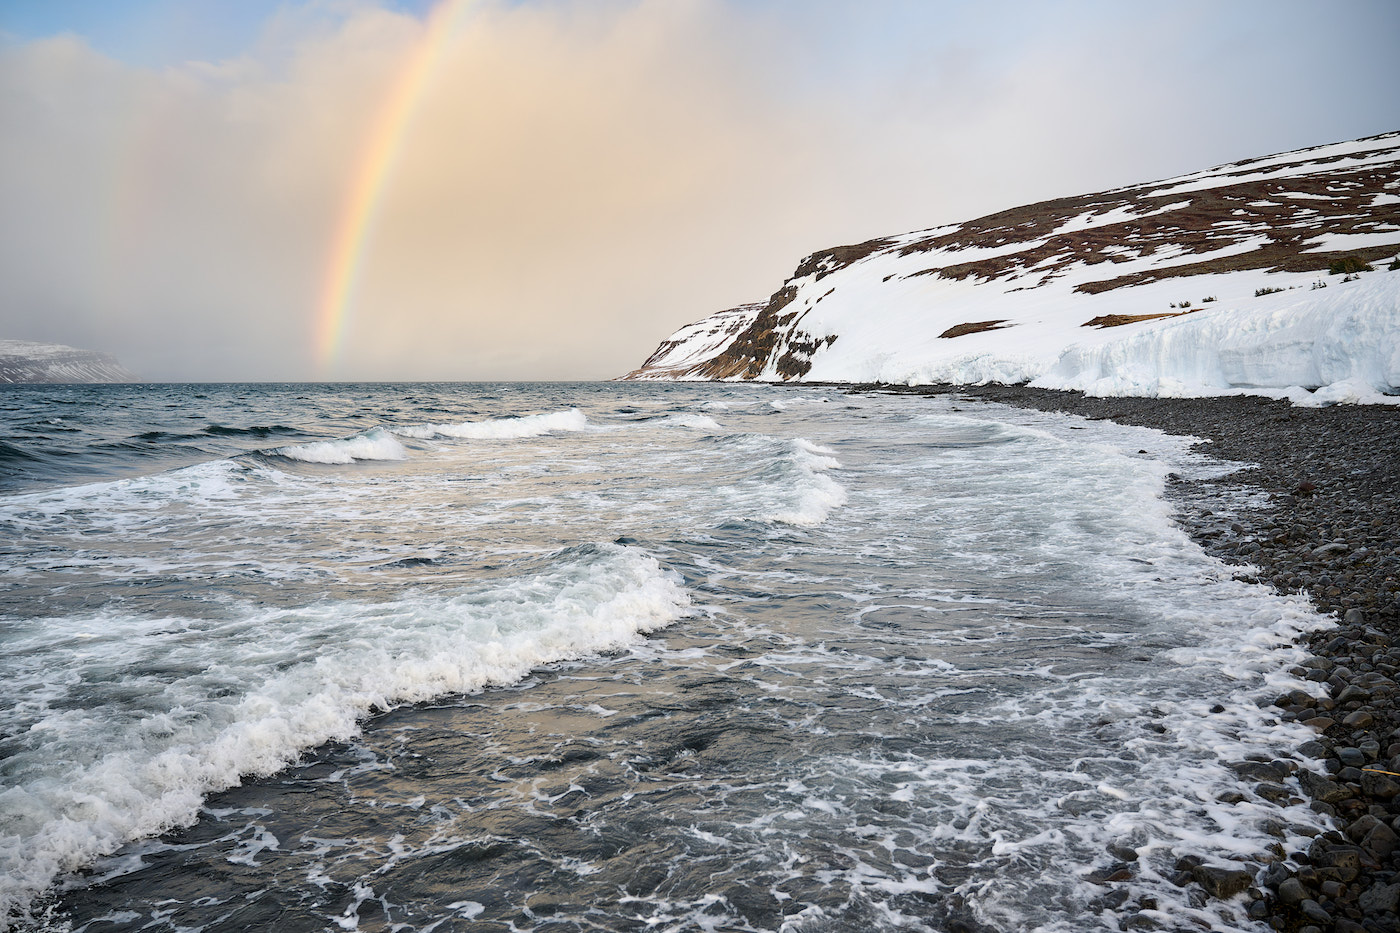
xmin=623 ymin=132 xmax=1400 ymax=405
xmin=0 ymin=340 xmax=137 ymax=384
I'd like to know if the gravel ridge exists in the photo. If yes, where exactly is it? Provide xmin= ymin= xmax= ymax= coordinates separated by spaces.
xmin=853 ymin=383 xmax=1400 ymax=933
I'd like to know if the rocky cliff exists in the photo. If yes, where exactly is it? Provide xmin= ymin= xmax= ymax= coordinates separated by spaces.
xmin=624 ymin=132 xmax=1400 ymax=403
xmin=0 ymin=340 xmax=137 ymax=384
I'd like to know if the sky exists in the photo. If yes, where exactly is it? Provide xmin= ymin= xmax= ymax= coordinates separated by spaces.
xmin=1 ymin=0 xmax=1397 ymax=382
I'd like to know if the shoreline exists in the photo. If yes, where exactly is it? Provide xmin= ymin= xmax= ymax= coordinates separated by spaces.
xmin=853 ymin=382 xmax=1400 ymax=932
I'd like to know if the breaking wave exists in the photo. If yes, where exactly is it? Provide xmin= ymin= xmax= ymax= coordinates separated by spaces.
xmin=662 ymin=413 xmax=722 ymax=431
xmin=394 ymin=408 xmax=588 ymax=440
xmin=267 ymin=427 xmax=407 ymax=464
xmin=0 ymin=544 xmax=689 ymax=926
xmin=764 ymin=437 xmax=848 ymax=526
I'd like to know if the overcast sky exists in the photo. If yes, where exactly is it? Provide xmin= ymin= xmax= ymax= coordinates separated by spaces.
xmin=2 ymin=0 xmax=1397 ymax=381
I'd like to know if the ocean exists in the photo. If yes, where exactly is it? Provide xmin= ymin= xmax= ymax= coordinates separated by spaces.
xmin=0 ymin=382 xmax=1330 ymax=932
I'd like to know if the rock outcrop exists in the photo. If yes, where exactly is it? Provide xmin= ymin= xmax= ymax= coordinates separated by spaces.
xmin=0 ymin=340 xmax=137 ymax=384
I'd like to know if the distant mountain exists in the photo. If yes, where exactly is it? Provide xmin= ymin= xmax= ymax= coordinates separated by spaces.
xmin=624 ymin=132 xmax=1400 ymax=405
xmin=0 ymin=340 xmax=137 ymax=384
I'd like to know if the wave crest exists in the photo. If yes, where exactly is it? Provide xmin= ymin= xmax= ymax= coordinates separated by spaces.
xmin=268 ymin=427 xmax=407 ymax=464
xmin=765 ymin=438 xmax=848 ymax=526
xmin=0 ymin=544 xmax=688 ymax=926
xmin=395 ymin=408 xmax=588 ymax=440
xmin=664 ymin=413 xmax=722 ymax=431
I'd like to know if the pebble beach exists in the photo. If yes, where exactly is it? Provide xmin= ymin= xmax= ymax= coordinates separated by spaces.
xmin=871 ymin=383 xmax=1400 ymax=933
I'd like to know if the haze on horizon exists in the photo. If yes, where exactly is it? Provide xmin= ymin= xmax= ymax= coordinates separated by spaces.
xmin=1 ymin=0 xmax=1397 ymax=382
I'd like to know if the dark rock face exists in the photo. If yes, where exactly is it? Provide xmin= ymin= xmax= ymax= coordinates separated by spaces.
xmin=692 ymin=285 xmax=800 ymax=380
xmin=0 ymin=341 xmax=136 ymax=384
xmin=618 ymin=304 xmax=767 ymax=381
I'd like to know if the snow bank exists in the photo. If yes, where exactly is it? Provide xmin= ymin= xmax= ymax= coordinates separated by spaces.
xmin=1035 ymin=274 xmax=1400 ymax=405
xmin=767 ymin=263 xmax=1399 ymax=405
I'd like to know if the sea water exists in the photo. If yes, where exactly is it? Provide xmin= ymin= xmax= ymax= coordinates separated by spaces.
xmin=0 ymin=382 xmax=1332 ymax=932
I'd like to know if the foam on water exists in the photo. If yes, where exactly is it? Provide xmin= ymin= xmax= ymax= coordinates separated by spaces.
xmin=661 ymin=413 xmax=722 ymax=431
xmin=764 ymin=438 xmax=848 ymax=526
xmin=793 ymin=404 xmax=1334 ymax=931
xmin=268 ymin=427 xmax=406 ymax=464
xmin=546 ymin=401 xmax=1332 ymax=933
xmin=1 ymin=458 xmax=250 ymax=526
xmin=0 ymin=384 xmax=1344 ymax=932
xmin=392 ymin=408 xmax=587 ymax=440
xmin=0 ymin=544 xmax=689 ymax=924
xmin=677 ymin=432 xmax=851 ymax=529
xmin=768 ymin=396 xmax=830 ymax=411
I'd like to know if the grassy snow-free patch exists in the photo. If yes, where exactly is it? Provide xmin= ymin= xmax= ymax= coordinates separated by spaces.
xmin=1082 ymin=311 xmax=1192 ymax=329
xmin=939 ymin=320 xmax=1011 ymax=339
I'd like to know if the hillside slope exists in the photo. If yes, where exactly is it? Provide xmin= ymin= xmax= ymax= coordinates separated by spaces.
xmin=0 ymin=340 xmax=137 ymax=384
xmin=623 ymin=132 xmax=1400 ymax=404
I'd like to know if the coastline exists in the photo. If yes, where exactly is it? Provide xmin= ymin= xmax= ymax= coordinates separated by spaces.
xmin=5 ymin=380 xmax=1395 ymax=931
xmin=856 ymin=382 xmax=1400 ymax=932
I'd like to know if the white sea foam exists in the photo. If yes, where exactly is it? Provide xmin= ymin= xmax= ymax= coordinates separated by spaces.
xmin=0 ymin=385 xmax=1348 ymax=932
xmin=662 ymin=413 xmax=722 ymax=431
xmin=764 ymin=437 xmax=848 ymax=526
xmin=0 ymin=544 xmax=688 ymax=925
xmin=0 ymin=459 xmax=250 ymax=533
xmin=768 ymin=396 xmax=829 ymax=411
xmin=844 ymin=403 xmax=1333 ymax=930
xmin=270 ymin=427 xmax=407 ymax=464
xmin=394 ymin=408 xmax=587 ymax=440
xmin=619 ymin=401 xmax=1329 ymax=933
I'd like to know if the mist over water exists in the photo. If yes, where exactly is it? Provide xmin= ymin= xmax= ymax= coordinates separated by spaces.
xmin=0 ymin=383 xmax=1331 ymax=932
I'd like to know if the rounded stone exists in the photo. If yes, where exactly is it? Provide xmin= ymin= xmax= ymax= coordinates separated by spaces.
xmin=1276 ymin=876 xmax=1308 ymax=905
xmin=1299 ymin=898 xmax=1331 ymax=924
xmin=1338 ymin=747 xmax=1366 ymax=767
xmin=1342 ymin=710 xmax=1375 ymax=729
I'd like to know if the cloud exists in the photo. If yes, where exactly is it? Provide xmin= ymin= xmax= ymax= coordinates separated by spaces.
xmin=1 ymin=0 xmax=1396 ymax=380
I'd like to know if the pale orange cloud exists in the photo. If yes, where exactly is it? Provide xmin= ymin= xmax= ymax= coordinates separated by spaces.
xmin=1 ymin=0 xmax=1395 ymax=380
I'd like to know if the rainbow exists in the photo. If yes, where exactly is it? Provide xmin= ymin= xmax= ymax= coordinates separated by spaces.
xmin=313 ymin=0 xmax=472 ymax=378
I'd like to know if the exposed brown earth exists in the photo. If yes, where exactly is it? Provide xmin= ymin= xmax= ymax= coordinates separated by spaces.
xmin=937 ymin=320 xmax=1011 ymax=338
xmin=1082 ymin=311 xmax=1192 ymax=328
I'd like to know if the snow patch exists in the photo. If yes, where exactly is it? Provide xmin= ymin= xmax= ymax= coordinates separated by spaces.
xmin=1301 ymin=231 xmax=1400 ymax=254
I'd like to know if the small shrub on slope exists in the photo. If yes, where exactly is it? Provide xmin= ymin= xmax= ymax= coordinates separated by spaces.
xmin=1328 ymin=255 xmax=1373 ymax=275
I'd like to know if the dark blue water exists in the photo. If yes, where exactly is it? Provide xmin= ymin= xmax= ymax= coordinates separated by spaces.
xmin=0 ymin=383 xmax=661 ymax=493
xmin=0 ymin=382 xmax=1329 ymax=932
